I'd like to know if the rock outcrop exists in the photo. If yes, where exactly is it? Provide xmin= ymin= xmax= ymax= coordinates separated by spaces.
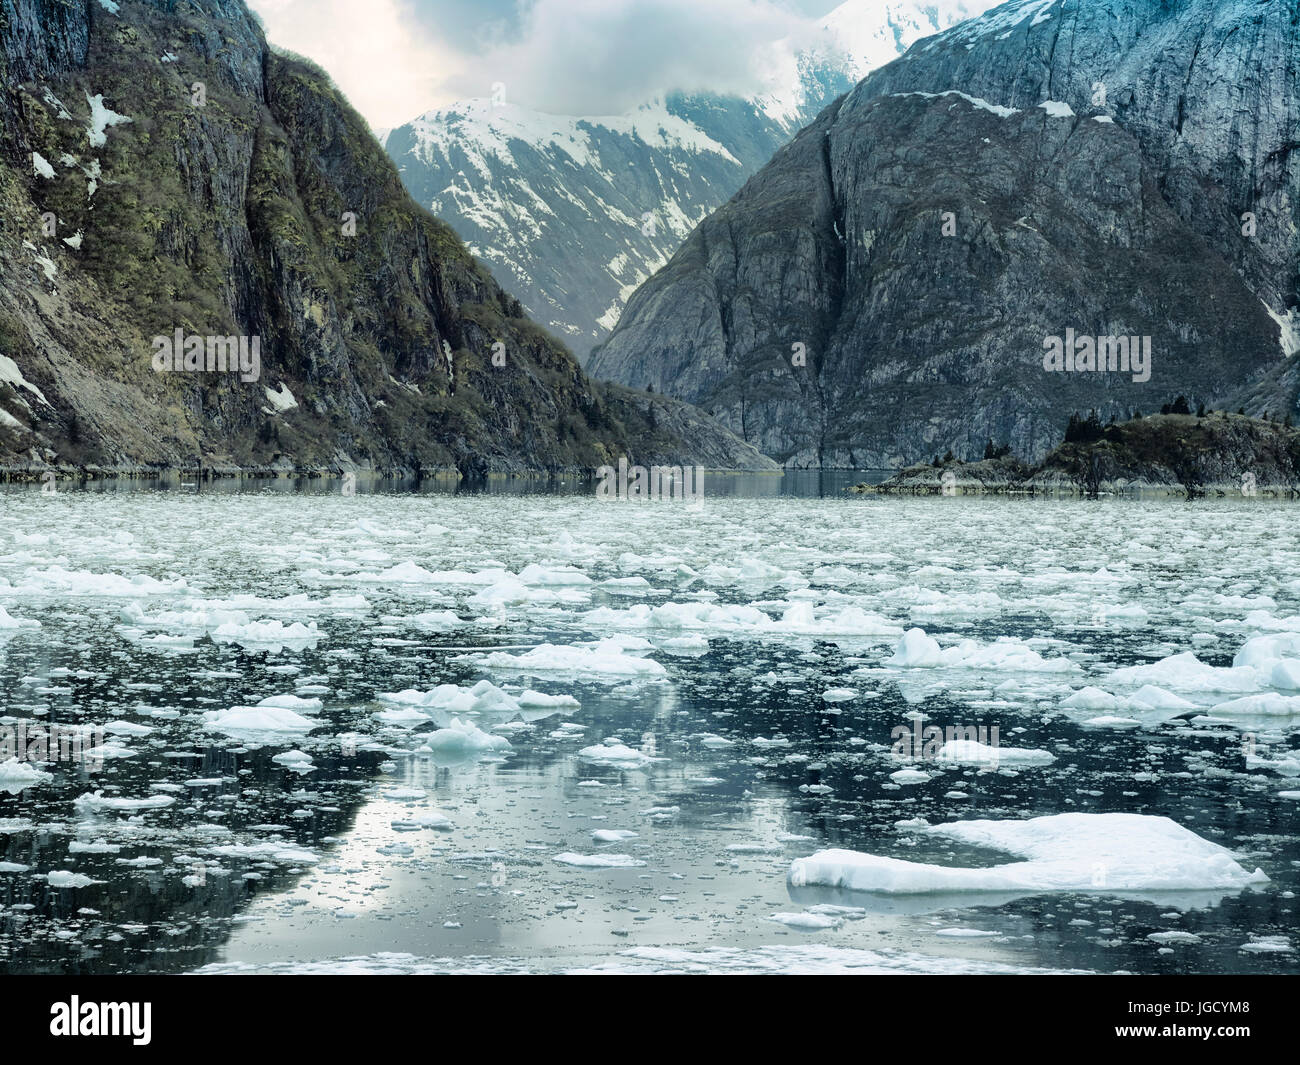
xmin=869 ymin=411 xmax=1300 ymax=496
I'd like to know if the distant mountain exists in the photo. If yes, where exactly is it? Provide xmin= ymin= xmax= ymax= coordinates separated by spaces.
xmin=588 ymin=0 xmax=1298 ymax=466
xmin=383 ymin=0 xmax=1002 ymax=361
xmin=0 ymin=0 xmax=770 ymax=475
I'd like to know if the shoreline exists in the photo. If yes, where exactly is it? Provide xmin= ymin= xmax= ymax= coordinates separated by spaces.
xmin=854 ymin=480 xmax=1300 ymax=500
xmin=0 ymin=464 xmax=791 ymax=488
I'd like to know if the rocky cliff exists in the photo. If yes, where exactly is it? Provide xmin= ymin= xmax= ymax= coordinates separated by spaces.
xmin=588 ymin=0 xmax=1299 ymax=467
xmin=0 ymin=0 xmax=772 ymax=477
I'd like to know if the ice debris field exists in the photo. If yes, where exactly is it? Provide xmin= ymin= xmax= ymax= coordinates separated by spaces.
xmin=0 ymin=491 xmax=1296 ymax=974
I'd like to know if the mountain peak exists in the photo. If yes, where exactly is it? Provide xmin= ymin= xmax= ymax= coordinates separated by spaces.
xmin=384 ymin=0 xmax=1005 ymax=361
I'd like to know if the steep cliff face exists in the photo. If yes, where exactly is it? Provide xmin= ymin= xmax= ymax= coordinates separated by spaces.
xmin=0 ymin=0 xmax=771 ymax=475
xmin=591 ymin=89 xmax=1280 ymax=465
xmin=589 ymin=0 xmax=1299 ymax=466
xmin=859 ymin=0 xmax=1299 ymax=337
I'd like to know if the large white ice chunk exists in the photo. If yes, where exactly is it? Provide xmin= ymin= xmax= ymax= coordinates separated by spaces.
xmin=888 ymin=627 xmax=1078 ymax=672
xmin=935 ymin=740 xmax=1055 ymax=767
xmin=423 ymin=717 xmax=512 ymax=753
xmin=788 ymin=813 xmax=1266 ymax=895
xmin=578 ymin=740 xmax=658 ymax=769
xmin=1105 ymin=652 xmax=1258 ymax=693
xmin=466 ymin=637 xmax=666 ymax=680
xmin=203 ymin=704 xmax=317 ymax=737
xmin=0 ymin=758 xmax=53 ymax=794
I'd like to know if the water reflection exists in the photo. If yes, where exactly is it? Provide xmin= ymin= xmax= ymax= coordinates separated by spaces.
xmin=0 ymin=488 xmax=1296 ymax=974
xmin=1 ymin=468 xmax=895 ymax=499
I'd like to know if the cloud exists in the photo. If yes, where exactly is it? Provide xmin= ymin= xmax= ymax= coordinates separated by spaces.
xmin=250 ymin=0 xmax=469 ymax=129
xmin=445 ymin=0 xmax=827 ymax=115
xmin=251 ymin=0 xmax=843 ymax=126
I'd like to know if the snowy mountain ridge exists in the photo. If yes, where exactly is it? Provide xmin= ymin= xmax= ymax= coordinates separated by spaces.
xmin=385 ymin=0 xmax=1004 ymax=360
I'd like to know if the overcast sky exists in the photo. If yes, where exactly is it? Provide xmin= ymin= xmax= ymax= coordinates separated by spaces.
xmin=250 ymin=0 xmax=846 ymax=130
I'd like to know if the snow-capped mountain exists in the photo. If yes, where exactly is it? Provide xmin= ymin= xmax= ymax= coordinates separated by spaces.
xmin=384 ymin=0 xmax=1002 ymax=361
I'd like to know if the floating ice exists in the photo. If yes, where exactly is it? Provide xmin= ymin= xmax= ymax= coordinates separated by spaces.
xmin=74 ymin=791 xmax=175 ymax=812
xmin=583 ymin=601 xmax=899 ymax=640
xmin=257 ymin=694 xmax=324 ymax=713
xmin=518 ymin=564 xmax=592 ymax=586
xmin=768 ymin=911 xmax=843 ymax=930
xmin=384 ymin=610 xmax=464 ymax=631
xmin=789 ymin=813 xmax=1267 ymax=895
xmin=0 ymin=758 xmax=53 ymax=794
xmin=0 ymin=606 xmax=40 ymax=630
xmin=1105 ymin=652 xmax=1258 ymax=693
xmin=1239 ymin=936 xmax=1292 ymax=954
xmin=935 ymin=740 xmax=1055 ymax=767
xmin=423 ymin=717 xmax=512 ymax=753
xmin=47 ymin=871 xmax=105 ymax=887
xmin=205 ymin=842 xmax=320 ymax=865
xmin=1061 ymin=686 xmax=1117 ymax=710
xmin=466 ymin=637 xmax=666 ymax=680
xmin=377 ymin=679 xmax=578 ymax=729
xmin=1081 ymin=716 xmax=1141 ymax=729
xmin=1209 ymin=694 xmax=1300 ymax=717
xmin=203 ymin=705 xmax=317 ymax=737
xmin=888 ymin=628 xmax=1078 ymax=672
xmin=552 ymin=852 xmax=647 ymax=868
xmin=211 ymin=618 xmax=321 ymax=651
xmin=14 ymin=567 xmax=187 ymax=597
xmin=578 ymin=740 xmax=658 ymax=769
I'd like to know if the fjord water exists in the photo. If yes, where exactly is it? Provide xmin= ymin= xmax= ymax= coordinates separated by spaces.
xmin=0 ymin=484 xmax=1296 ymax=974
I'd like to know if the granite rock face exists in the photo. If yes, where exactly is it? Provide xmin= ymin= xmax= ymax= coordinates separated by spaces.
xmin=0 ymin=0 xmax=771 ymax=475
xmin=589 ymin=0 xmax=1299 ymax=466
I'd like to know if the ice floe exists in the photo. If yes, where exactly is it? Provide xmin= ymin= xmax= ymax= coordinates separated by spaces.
xmin=789 ymin=813 xmax=1266 ymax=896
xmin=934 ymin=739 xmax=1055 ymax=767
xmin=0 ymin=759 xmax=53 ymax=794
xmin=888 ymin=628 xmax=1079 ymax=672
xmin=552 ymin=852 xmax=647 ymax=868
xmin=423 ymin=718 xmax=512 ymax=754
xmin=578 ymin=740 xmax=659 ymax=769
xmin=202 ymin=705 xmax=317 ymax=738
xmin=464 ymin=637 xmax=666 ymax=680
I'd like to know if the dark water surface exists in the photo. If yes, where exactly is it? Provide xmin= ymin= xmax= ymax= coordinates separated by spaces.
xmin=0 ymin=485 xmax=1295 ymax=973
